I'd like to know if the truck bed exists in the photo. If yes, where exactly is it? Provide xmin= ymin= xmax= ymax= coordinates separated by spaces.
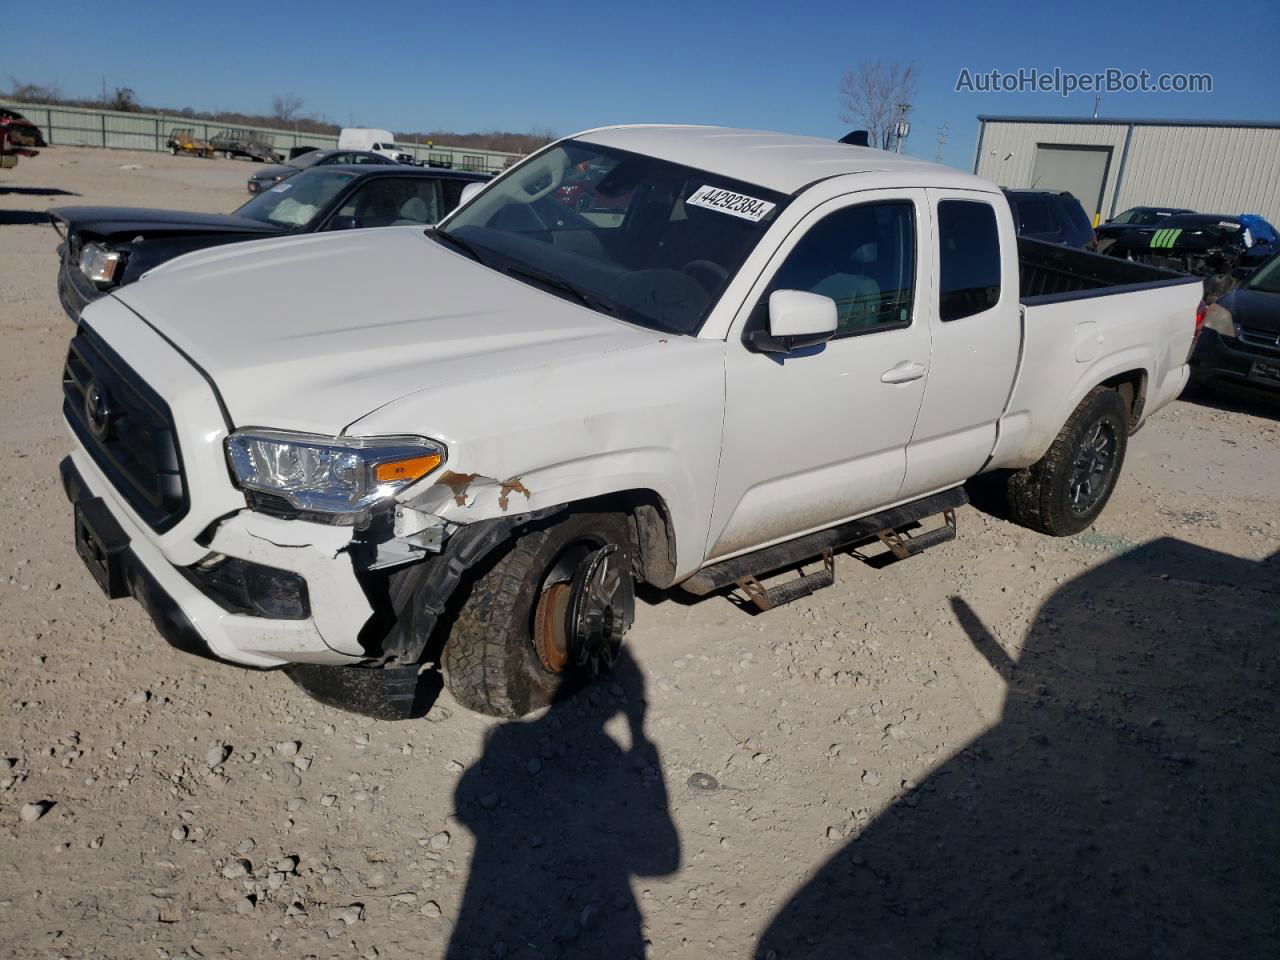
xmin=1018 ymin=236 xmax=1196 ymax=304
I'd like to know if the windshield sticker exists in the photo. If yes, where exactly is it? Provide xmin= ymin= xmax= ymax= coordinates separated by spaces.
xmin=1217 ymin=221 xmax=1240 ymax=229
xmin=686 ymin=185 xmax=776 ymax=222
xmin=270 ymin=182 xmax=292 ymax=193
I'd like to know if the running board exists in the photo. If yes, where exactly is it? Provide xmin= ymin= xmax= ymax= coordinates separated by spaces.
xmin=682 ymin=487 xmax=967 ymax=605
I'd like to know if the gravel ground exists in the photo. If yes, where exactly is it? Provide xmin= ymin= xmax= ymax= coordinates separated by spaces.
xmin=2 ymin=148 xmax=1278 ymax=960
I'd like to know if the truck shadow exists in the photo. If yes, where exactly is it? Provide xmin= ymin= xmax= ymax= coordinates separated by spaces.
xmin=0 ymin=210 xmax=56 ymax=226
xmin=445 ymin=649 xmax=679 ymax=958
xmin=754 ymin=538 xmax=1280 ymax=959
xmin=0 ymin=186 xmax=79 ymax=197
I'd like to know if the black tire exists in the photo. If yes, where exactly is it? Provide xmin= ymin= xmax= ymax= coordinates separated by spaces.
xmin=1006 ymin=386 xmax=1129 ymax=536
xmin=441 ymin=512 xmax=634 ymax=718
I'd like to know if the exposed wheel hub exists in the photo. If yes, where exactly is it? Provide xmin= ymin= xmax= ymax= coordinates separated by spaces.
xmin=533 ymin=543 xmax=633 ymax=675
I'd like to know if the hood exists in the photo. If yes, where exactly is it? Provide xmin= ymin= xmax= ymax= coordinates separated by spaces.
xmin=52 ymin=205 xmax=283 ymax=240
xmin=1222 ymin=286 xmax=1280 ymax=335
xmin=108 ymin=228 xmax=661 ymax=433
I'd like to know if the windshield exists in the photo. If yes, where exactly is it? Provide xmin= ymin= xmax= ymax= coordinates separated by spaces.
xmin=235 ymin=170 xmax=353 ymax=228
xmin=1115 ymin=208 xmax=1174 ymax=226
xmin=289 ymin=151 xmax=331 ymax=170
xmin=437 ymin=139 xmax=789 ymax=334
xmin=1246 ymin=254 xmax=1280 ymax=294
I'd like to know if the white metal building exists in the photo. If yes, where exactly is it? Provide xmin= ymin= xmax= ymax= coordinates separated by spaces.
xmin=972 ymin=115 xmax=1280 ymax=225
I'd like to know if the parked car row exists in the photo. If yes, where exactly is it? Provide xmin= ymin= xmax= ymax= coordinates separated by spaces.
xmin=50 ymin=164 xmax=490 ymax=320
xmin=997 ymin=190 xmax=1278 ymax=298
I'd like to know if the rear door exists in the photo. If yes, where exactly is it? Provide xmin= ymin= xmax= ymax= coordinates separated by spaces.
xmin=707 ymin=189 xmax=932 ymax=561
xmin=900 ymin=191 xmax=1022 ymax=495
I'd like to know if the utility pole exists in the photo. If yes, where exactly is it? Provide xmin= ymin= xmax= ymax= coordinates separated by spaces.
xmin=894 ymin=102 xmax=911 ymax=154
xmin=935 ymin=123 xmax=949 ymax=163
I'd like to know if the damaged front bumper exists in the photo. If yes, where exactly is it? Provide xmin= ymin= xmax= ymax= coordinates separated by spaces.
xmin=61 ymin=449 xmax=379 ymax=668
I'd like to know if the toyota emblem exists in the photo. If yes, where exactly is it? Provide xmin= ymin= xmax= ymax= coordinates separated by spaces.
xmin=84 ymin=380 xmax=112 ymax=439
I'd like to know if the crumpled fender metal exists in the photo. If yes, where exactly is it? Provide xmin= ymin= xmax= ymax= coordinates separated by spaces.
xmin=382 ymin=506 xmax=565 ymax=665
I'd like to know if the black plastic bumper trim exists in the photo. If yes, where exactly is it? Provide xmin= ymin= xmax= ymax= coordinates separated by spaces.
xmin=61 ymin=456 xmax=221 ymax=663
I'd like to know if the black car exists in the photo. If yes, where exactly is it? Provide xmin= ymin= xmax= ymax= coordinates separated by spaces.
xmin=1190 ymin=252 xmax=1280 ymax=393
xmin=246 ymin=149 xmax=399 ymax=193
xmin=51 ymin=165 xmax=490 ymax=321
xmin=1105 ymin=213 xmax=1273 ymax=297
xmin=1095 ymin=205 xmax=1193 ymax=253
xmin=1003 ymin=190 xmax=1096 ymax=250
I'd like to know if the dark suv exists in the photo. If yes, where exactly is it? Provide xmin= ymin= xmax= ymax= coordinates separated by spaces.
xmin=1003 ymin=190 xmax=1096 ymax=250
xmin=1190 ymin=251 xmax=1280 ymax=393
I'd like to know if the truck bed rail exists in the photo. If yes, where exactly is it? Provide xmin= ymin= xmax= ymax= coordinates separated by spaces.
xmin=1018 ymin=237 xmax=1198 ymax=305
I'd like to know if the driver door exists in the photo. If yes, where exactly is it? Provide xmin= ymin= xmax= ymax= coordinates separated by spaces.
xmin=706 ymin=189 xmax=933 ymax=561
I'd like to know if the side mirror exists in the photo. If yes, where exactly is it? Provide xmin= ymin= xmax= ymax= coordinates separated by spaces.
xmin=458 ymin=181 xmax=486 ymax=207
xmin=746 ymin=290 xmax=838 ymax=354
xmin=327 ymin=215 xmax=358 ymax=232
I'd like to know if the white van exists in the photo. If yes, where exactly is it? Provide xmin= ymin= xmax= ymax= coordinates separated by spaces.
xmin=338 ymin=127 xmax=412 ymax=164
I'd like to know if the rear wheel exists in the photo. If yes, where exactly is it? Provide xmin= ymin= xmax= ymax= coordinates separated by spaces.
xmin=1006 ymin=387 xmax=1129 ymax=536
xmin=441 ymin=512 xmax=635 ymax=718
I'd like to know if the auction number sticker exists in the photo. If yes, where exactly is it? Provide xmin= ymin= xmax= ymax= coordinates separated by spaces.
xmin=686 ymin=185 xmax=776 ymax=222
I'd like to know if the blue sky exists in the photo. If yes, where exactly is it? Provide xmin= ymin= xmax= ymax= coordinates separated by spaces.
xmin=4 ymin=0 xmax=1277 ymax=168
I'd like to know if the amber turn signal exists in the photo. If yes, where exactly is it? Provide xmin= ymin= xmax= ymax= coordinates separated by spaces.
xmin=374 ymin=453 xmax=442 ymax=485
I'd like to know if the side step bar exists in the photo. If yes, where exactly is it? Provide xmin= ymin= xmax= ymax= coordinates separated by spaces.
xmin=682 ymin=487 xmax=967 ymax=604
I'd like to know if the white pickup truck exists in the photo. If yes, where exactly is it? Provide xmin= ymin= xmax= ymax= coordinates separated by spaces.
xmin=61 ymin=125 xmax=1202 ymax=719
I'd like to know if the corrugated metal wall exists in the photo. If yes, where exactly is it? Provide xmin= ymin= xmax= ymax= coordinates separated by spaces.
xmin=1118 ymin=125 xmax=1280 ymax=222
xmin=974 ymin=119 xmax=1280 ymax=224
xmin=1 ymin=100 xmax=523 ymax=172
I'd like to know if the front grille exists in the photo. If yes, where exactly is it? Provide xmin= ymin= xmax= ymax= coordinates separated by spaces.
xmin=1238 ymin=325 xmax=1280 ymax=354
xmin=63 ymin=325 xmax=188 ymax=531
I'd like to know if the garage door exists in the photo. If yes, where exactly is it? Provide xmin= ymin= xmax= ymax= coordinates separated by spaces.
xmin=1030 ymin=145 xmax=1112 ymax=224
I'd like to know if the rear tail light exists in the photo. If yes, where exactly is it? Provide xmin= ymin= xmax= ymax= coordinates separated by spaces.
xmin=1188 ymin=300 xmax=1207 ymax=361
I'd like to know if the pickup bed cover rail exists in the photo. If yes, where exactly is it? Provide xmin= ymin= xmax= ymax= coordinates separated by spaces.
xmin=1018 ymin=236 xmax=1199 ymax=303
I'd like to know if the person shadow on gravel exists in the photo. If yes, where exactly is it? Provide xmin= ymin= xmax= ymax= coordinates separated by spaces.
xmin=446 ymin=650 xmax=679 ymax=960
xmin=755 ymin=538 xmax=1280 ymax=960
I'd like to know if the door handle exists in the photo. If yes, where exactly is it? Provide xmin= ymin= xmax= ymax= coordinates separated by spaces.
xmin=880 ymin=361 xmax=926 ymax=384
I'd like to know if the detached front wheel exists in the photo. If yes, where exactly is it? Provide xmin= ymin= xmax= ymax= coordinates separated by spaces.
xmin=442 ymin=512 xmax=635 ymax=718
xmin=1006 ymin=386 xmax=1129 ymax=536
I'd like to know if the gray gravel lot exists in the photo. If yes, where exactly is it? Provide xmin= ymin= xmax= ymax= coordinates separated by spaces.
xmin=2 ymin=147 xmax=1278 ymax=960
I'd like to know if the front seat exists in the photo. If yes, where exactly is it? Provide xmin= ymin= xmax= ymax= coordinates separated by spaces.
xmin=812 ymin=242 xmax=881 ymax=331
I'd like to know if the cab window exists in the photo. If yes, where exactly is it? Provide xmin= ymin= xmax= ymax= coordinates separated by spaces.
xmin=766 ymin=201 xmax=916 ymax=337
xmin=938 ymin=200 xmax=1001 ymax=321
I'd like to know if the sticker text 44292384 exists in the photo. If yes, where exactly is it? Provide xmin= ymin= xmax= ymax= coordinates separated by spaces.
xmin=685 ymin=185 xmax=776 ymax=223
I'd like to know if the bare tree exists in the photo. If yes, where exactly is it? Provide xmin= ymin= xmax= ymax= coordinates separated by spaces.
xmin=527 ymin=126 xmax=556 ymax=146
xmin=7 ymin=77 xmax=64 ymax=103
xmin=271 ymin=93 xmax=305 ymax=125
xmin=107 ymin=87 xmax=139 ymax=112
xmin=838 ymin=61 xmax=917 ymax=150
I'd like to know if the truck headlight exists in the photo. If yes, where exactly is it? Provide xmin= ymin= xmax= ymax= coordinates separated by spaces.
xmin=78 ymin=243 xmax=124 ymax=284
xmin=225 ymin=430 xmax=445 ymax=524
xmin=1202 ymin=303 xmax=1236 ymax=338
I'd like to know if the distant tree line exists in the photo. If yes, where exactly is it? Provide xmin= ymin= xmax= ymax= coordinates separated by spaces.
xmin=5 ymin=77 xmax=555 ymax=153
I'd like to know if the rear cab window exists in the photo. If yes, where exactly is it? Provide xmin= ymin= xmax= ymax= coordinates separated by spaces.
xmin=938 ymin=200 xmax=1001 ymax=321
